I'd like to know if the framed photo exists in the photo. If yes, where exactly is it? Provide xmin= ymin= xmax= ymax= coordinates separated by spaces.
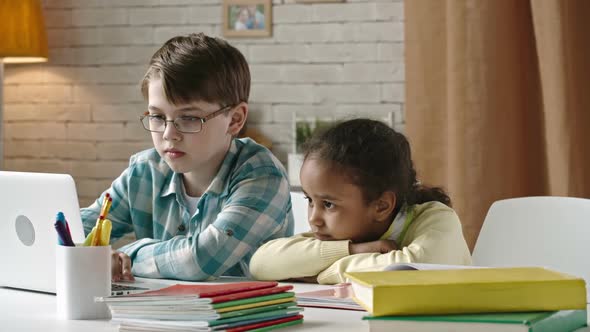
xmin=223 ymin=0 xmax=272 ymax=38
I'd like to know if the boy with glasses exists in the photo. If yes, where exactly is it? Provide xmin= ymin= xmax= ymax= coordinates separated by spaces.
xmin=81 ymin=33 xmax=293 ymax=281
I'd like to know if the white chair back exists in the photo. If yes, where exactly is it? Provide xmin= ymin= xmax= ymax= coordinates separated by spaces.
xmin=290 ymin=191 xmax=309 ymax=234
xmin=472 ymin=196 xmax=590 ymax=287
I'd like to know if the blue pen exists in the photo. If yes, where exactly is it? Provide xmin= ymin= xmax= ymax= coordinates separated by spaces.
xmin=54 ymin=221 xmax=65 ymax=246
xmin=56 ymin=212 xmax=75 ymax=246
xmin=56 ymin=212 xmax=67 ymax=229
xmin=54 ymin=221 xmax=70 ymax=246
xmin=55 ymin=213 xmax=75 ymax=246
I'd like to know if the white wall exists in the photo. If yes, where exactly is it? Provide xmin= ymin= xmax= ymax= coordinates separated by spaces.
xmin=3 ymin=0 xmax=404 ymax=206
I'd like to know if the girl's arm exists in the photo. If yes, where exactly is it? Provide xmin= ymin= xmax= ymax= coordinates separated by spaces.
xmin=249 ymin=233 xmax=350 ymax=281
xmin=317 ymin=205 xmax=472 ymax=284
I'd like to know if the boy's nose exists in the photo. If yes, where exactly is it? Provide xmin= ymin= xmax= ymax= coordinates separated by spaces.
xmin=162 ymin=122 xmax=182 ymax=141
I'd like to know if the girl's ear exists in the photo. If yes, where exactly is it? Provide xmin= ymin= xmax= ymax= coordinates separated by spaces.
xmin=373 ymin=191 xmax=396 ymax=223
xmin=227 ymin=102 xmax=248 ymax=136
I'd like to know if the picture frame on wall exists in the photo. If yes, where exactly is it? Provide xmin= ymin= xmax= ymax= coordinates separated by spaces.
xmin=223 ymin=0 xmax=272 ymax=38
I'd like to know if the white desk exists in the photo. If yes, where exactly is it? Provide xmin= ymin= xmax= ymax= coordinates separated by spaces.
xmin=1 ymin=284 xmax=589 ymax=331
xmin=0 ymin=283 xmax=367 ymax=332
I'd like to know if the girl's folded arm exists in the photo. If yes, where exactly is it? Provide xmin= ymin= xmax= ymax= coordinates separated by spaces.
xmin=317 ymin=215 xmax=471 ymax=284
xmin=249 ymin=233 xmax=349 ymax=281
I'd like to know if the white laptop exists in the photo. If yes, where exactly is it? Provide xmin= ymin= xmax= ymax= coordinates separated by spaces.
xmin=0 ymin=171 xmax=166 ymax=295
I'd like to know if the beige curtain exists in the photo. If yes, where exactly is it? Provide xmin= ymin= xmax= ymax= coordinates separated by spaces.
xmin=405 ymin=0 xmax=590 ymax=251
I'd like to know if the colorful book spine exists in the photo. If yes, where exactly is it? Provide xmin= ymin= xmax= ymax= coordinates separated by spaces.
xmin=226 ymin=314 xmax=304 ymax=332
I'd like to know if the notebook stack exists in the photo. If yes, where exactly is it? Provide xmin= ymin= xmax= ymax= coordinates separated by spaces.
xmin=96 ymin=281 xmax=303 ymax=332
xmin=295 ymin=283 xmax=364 ymax=311
xmin=345 ymin=267 xmax=588 ymax=332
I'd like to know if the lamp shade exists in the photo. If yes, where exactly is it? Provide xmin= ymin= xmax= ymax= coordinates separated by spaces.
xmin=0 ymin=0 xmax=48 ymax=63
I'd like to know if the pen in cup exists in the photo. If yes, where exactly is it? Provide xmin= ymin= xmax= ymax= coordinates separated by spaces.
xmin=86 ymin=192 xmax=113 ymax=246
xmin=55 ymin=212 xmax=75 ymax=247
xmin=100 ymin=219 xmax=112 ymax=246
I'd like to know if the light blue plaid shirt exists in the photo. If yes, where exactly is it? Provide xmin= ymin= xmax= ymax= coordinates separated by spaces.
xmin=81 ymin=138 xmax=293 ymax=281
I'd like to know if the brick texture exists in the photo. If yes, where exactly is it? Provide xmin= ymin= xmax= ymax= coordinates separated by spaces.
xmin=3 ymin=0 xmax=405 ymax=204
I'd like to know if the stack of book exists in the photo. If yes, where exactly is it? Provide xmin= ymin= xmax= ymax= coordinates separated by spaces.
xmin=96 ymin=281 xmax=303 ymax=332
xmin=345 ymin=266 xmax=588 ymax=332
xmin=295 ymin=283 xmax=364 ymax=311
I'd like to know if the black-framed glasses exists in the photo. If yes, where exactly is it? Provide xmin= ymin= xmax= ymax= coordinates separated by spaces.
xmin=140 ymin=105 xmax=233 ymax=134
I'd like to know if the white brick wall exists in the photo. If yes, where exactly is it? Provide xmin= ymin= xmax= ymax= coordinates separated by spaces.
xmin=3 ymin=0 xmax=404 ymax=206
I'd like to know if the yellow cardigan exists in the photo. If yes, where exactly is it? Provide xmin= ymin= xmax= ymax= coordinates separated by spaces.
xmin=249 ymin=201 xmax=472 ymax=284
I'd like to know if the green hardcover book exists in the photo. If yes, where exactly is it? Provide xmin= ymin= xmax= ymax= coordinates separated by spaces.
xmin=248 ymin=318 xmax=304 ymax=332
xmin=209 ymin=307 xmax=304 ymax=326
xmin=363 ymin=310 xmax=587 ymax=332
xmin=213 ymin=292 xmax=295 ymax=309
xmin=219 ymin=302 xmax=298 ymax=319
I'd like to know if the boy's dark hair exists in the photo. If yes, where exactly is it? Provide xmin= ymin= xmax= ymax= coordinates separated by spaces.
xmin=141 ymin=33 xmax=250 ymax=106
xmin=303 ymin=119 xmax=451 ymax=213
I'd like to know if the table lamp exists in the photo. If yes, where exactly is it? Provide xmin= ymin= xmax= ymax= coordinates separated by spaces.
xmin=0 ymin=0 xmax=48 ymax=169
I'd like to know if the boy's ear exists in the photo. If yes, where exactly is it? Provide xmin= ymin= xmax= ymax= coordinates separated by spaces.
xmin=373 ymin=191 xmax=396 ymax=223
xmin=227 ymin=102 xmax=248 ymax=136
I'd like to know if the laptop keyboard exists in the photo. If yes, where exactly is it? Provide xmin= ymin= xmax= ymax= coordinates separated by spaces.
xmin=111 ymin=283 xmax=149 ymax=296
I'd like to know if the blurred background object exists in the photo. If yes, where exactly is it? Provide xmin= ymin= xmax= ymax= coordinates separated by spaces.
xmin=405 ymin=0 xmax=590 ymax=250
xmin=0 ymin=0 xmax=48 ymax=169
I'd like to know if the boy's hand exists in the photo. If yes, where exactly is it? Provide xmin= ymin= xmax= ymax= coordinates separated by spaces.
xmin=111 ymin=250 xmax=134 ymax=282
xmin=349 ymin=240 xmax=398 ymax=255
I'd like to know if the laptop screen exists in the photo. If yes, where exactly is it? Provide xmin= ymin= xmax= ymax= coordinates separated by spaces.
xmin=0 ymin=171 xmax=86 ymax=293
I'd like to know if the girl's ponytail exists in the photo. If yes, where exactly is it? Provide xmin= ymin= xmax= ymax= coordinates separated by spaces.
xmin=408 ymin=184 xmax=452 ymax=207
xmin=406 ymin=165 xmax=451 ymax=207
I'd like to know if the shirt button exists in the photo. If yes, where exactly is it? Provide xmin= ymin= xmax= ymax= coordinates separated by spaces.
xmin=178 ymin=224 xmax=186 ymax=232
xmin=225 ymin=229 xmax=234 ymax=237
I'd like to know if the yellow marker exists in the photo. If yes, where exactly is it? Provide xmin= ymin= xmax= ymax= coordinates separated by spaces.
xmin=103 ymin=198 xmax=113 ymax=219
xmin=91 ymin=218 xmax=103 ymax=246
xmin=100 ymin=219 xmax=112 ymax=246
xmin=99 ymin=194 xmax=110 ymax=217
xmin=83 ymin=226 xmax=96 ymax=246
xmin=89 ymin=193 xmax=112 ymax=246
xmin=86 ymin=194 xmax=114 ymax=246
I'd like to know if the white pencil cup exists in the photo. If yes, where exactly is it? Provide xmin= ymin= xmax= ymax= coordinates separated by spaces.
xmin=56 ymin=244 xmax=111 ymax=320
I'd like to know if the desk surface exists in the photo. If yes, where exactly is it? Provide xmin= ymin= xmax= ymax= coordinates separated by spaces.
xmin=1 ymin=283 xmax=589 ymax=332
xmin=0 ymin=282 xmax=367 ymax=332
